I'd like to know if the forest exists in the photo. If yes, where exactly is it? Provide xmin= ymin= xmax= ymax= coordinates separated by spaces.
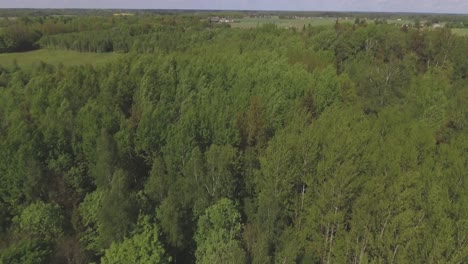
xmin=0 ymin=11 xmax=468 ymax=264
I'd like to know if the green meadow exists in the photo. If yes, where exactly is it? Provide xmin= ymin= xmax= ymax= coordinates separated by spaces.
xmin=230 ymin=17 xmax=417 ymax=29
xmin=230 ymin=16 xmax=339 ymax=29
xmin=0 ymin=49 xmax=122 ymax=68
xmin=451 ymin=28 xmax=468 ymax=36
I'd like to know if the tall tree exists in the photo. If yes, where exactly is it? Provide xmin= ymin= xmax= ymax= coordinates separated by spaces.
xmin=195 ymin=198 xmax=246 ymax=264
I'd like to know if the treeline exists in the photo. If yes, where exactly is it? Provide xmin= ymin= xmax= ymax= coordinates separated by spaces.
xmin=0 ymin=14 xmax=213 ymax=53
xmin=0 ymin=9 xmax=246 ymax=18
xmin=446 ymin=21 xmax=468 ymax=28
xmin=38 ymin=28 xmax=218 ymax=53
xmin=1 ymin=17 xmax=468 ymax=264
xmin=37 ymin=17 xmax=218 ymax=53
xmin=0 ymin=15 xmax=116 ymax=53
xmin=0 ymin=9 xmax=130 ymax=17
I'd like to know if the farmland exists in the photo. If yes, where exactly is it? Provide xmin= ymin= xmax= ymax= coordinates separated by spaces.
xmin=230 ymin=16 xmax=339 ymax=28
xmin=228 ymin=16 xmax=452 ymax=31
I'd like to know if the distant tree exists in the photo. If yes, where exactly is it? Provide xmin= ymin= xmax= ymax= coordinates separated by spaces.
xmin=91 ymin=129 xmax=116 ymax=189
xmin=237 ymin=96 xmax=267 ymax=148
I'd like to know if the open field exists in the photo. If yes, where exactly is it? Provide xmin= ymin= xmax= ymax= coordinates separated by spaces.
xmin=386 ymin=19 xmax=413 ymax=25
xmin=451 ymin=28 xmax=468 ymax=36
xmin=230 ymin=16 xmax=339 ymax=29
xmin=230 ymin=16 xmax=419 ymax=29
xmin=231 ymin=16 xmax=468 ymax=37
xmin=0 ymin=49 xmax=122 ymax=68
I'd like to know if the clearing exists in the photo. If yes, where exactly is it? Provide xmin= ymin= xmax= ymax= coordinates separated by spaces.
xmin=230 ymin=16 xmax=338 ymax=29
xmin=0 ymin=49 xmax=123 ymax=68
xmin=451 ymin=28 xmax=468 ymax=36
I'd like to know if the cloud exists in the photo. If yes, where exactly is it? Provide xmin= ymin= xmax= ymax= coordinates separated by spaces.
xmin=1 ymin=0 xmax=468 ymax=14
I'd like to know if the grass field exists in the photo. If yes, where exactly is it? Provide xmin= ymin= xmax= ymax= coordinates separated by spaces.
xmin=386 ymin=19 xmax=413 ymax=25
xmin=451 ymin=28 xmax=468 ymax=36
xmin=230 ymin=16 xmax=339 ymax=29
xmin=230 ymin=16 xmax=419 ymax=29
xmin=0 ymin=49 xmax=123 ymax=68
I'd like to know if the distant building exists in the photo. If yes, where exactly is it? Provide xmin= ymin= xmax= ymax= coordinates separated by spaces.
xmin=209 ymin=17 xmax=233 ymax=23
xmin=433 ymin=23 xmax=442 ymax=28
xmin=113 ymin=13 xmax=133 ymax=16
xmin=220 ymin=18 xmax=233 ymax=23
xmin=210 ymin=17 xmax=220 ymax=22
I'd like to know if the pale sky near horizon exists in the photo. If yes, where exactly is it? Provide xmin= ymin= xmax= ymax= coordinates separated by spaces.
xmin=1 ymin=1 xmax=468 ymax=14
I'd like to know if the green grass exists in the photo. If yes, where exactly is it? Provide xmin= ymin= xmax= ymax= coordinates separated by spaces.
xmin=230 ymin=17 xmax=416 ymax=29
xmin=231 ymin=16 xmax=339 ymax=29
xmin=0 ymin=49 xmax=123 ymax=68
xmin=451 ymin=28 xmax=468 ymax=36
xmin=385 ymin=19 xmax=413 ymax=25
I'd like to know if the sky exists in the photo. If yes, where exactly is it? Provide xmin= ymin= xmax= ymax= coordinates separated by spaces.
xmin=2 ymin=0 xmax=468 ymax=14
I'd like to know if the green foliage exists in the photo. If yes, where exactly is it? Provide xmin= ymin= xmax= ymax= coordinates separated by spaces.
xmin=144 ymin=155 xmax=168 ymax=203
xmin=0 ymin=239 xmax=53 ymax=264
xmin=98 ymin=169 xmax=138 ymax=248
xmin=311 ymin=65 xmax=343 ymax=113
xmin=204 ymin=144 xmax=238 ymax=199
xmin=91 ymin=129 xmax=117 ymax=189
xmin=0 ymin=24 xmax=41 ymax=53
xmin=195 ymin=198 xmax=246 ymax=264
xmin=1 ymin=13 xmax=468 ymax=263
xmin=101 ymin=216 xmax=170 ymax=264
xmin=79 ymin=190 xmax=104 ymax=253
xmin=13 ymin=202 xmax=64 ymax=241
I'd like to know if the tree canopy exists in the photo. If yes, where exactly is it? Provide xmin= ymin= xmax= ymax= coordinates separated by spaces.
xmin=1 ymin=12 xmax=468 ymax=264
